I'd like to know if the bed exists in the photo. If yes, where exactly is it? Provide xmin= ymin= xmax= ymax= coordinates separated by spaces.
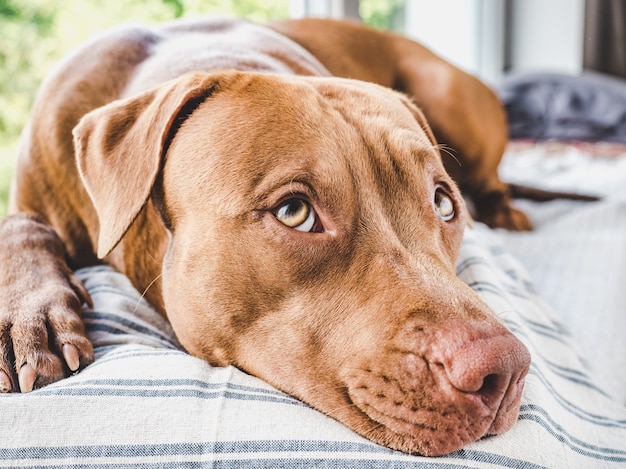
xmin=1 ymin=73 xmax=625 ymax=468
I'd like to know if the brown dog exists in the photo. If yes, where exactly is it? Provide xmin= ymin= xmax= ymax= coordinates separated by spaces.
xmin=0 ymin=18 xmax=530 ymax=456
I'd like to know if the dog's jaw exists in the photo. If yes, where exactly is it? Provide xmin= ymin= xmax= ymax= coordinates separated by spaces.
xmin=224 ymin=292 xmax=530 ymax=457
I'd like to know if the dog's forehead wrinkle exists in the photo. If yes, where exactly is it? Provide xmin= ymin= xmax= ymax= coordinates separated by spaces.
xmin=245 ymin=156 xmax=356 ymax=232
xmin=321 ymin=92 xmax=441 ymax=208
xmin=211 ymin=87 xmax=363 ymax=213
xmin=351 ymin=173 xmax=443 ymax=258
xmin=163 ymin=84 xmax=357 ymax=218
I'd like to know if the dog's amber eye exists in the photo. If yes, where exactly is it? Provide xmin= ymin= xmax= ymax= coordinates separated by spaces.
xmin=434 ymin=188 xmax=455 ymax=221
xmin=274 ymin=198 xmax=317 ymax=232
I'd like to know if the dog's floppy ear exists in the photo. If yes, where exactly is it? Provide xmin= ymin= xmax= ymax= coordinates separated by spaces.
xmin=73 ymin=72 xmax=221 ymax=259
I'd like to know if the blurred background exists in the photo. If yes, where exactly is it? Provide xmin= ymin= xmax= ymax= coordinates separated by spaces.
xmin=0 ymin=0 xmax=616 ymax=217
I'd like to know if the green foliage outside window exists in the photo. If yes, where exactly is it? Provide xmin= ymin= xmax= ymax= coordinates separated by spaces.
xmin=360 ymin=0 xmax=406 ymax=32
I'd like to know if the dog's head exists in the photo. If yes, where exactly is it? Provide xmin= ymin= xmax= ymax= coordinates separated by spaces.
xmin=74 ymin=71 xmax=530 ymax=456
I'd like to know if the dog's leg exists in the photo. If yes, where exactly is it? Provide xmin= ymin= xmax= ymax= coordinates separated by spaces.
xmin=0 ymin=214 xmax=93 ymax=393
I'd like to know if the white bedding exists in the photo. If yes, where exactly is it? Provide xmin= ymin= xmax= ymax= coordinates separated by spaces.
xmin=0 ymin=142 xmax=625 ymax=468
xmin=498 ymin=142 xmax=626 ymax=404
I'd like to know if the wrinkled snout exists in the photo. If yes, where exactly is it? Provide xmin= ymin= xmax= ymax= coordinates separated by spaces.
xmin=343 ymin=308 xmax=530 ymax=457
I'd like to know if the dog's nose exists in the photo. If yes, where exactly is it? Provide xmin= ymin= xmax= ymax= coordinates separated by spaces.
xmin=443 ymin=333 xmax=530 ymax=412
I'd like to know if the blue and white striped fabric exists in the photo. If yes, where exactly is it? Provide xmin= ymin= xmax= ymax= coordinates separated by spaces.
xmin=498 ymin=142 xmax=626 ymax=405
xmin=0 ymin=214 xmax=624 ymax=468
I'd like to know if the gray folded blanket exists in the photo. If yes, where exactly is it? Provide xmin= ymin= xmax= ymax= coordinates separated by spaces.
xmin=498 ymin=71 xmax=626 ymax=142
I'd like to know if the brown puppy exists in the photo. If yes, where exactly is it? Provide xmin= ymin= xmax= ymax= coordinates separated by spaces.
xmin=270 ymin=18 xmax=532 ymax=230
xmin=0 ymin=18 xmax=530 ymax=456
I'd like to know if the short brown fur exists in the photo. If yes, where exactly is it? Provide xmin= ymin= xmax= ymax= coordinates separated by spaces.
xmin=0 ymin=18 xmax=530 ymax=456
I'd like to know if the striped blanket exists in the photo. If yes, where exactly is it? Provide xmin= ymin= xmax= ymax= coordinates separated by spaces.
xmin=0 ymin=219 xmax=624 ymax=468
xmin=498 ymin=141 xmax=626 ymax=403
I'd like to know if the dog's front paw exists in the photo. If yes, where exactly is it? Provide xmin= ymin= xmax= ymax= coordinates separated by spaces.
xmin=0 ymin=215 xmax=94 ymax=393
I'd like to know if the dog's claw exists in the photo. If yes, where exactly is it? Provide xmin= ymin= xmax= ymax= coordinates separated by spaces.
xmin=0 ymin=371 xmax=11 ymax=393
xmin=62 ymin=344 xmax=80 ymax=372
xmin=18 ymin=363 xmax=37 ymax=393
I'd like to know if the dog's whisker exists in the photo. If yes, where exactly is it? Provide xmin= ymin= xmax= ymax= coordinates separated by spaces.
xmin=288 ymin=172 xmax=308 ymax=195
xmin=496 ymin=309 xmax=523 ymax=332
xmin=324 ymin=401 xmax=365 ymax=417
xmin=134 ymin=274 xmax=163 ymax=313
xmin=498 ymin=309 xmax=517 ymax=320
xmin=436 ymin=144 xmax=462 ymax=168
xmin=146 ymin=251 xmax=160 ymax=265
